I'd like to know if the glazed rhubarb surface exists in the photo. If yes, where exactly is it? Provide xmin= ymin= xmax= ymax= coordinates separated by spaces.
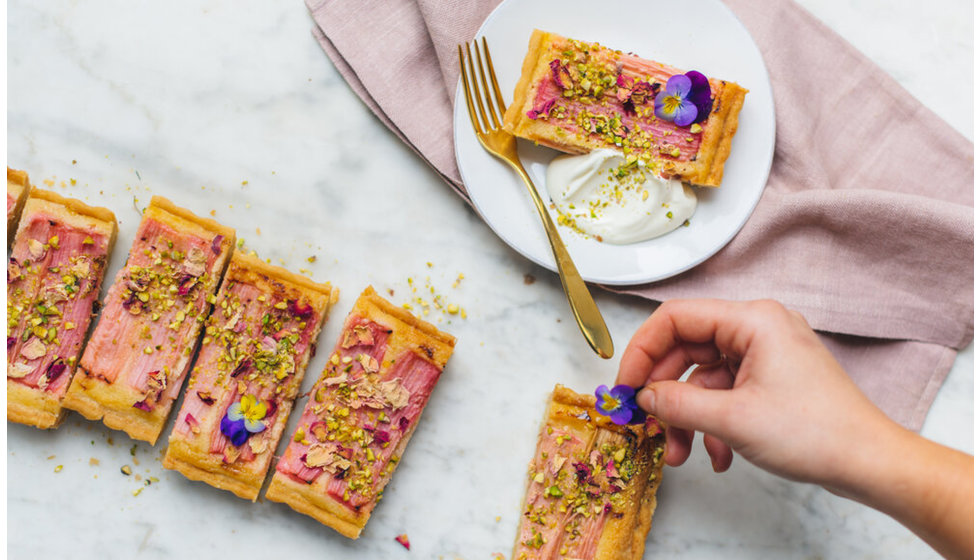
xmin=63 ymin=196 xmax=235 ymax=444
xmin=514 ymin=385 xmax=666 ymax=560
xmin=163 ymin=252 xmax=337 ymax=501
xmin=7 ymin=191 xmax=117 ymax=429
xmin=266 ymin=286 xmax=456 ymax=539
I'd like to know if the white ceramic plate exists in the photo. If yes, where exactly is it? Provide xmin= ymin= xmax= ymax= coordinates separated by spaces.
xmin=453 ymin=0 xmax=775 ymax=286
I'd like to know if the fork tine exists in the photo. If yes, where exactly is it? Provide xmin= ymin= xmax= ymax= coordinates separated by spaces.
xmin=472 ymin=41 xmax=501 ymax=129
xmin=457 ymin=44 xmax=483 ymax=134
xmin=481 ymin=37 xmax=508 ymax=118
xmin=463 ymin=42 xmax=491 ymax=133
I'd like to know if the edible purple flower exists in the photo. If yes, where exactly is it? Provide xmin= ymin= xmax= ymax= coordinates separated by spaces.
xmin=594 ymin=384 xmax=645 ymax=425
xmin=220 ymin=394 xmax=267 ymax=447
xmin=654 ymin=71 xmax=712 ymax=127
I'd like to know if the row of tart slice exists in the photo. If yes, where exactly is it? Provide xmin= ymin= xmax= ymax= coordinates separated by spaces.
xmin=7 ymin=167 xmax=669 ymax=554
xmin=6 ymin=169 xmax=457 ymax=539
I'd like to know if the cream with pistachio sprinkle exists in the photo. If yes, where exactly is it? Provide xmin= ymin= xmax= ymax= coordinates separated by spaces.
xmin=546 ymin=149 xmax=696 ymax=244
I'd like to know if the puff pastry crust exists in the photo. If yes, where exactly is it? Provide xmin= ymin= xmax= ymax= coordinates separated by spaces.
xmin=265 ymin=286 xmax=456 ymax=538
xmin=7 ymin=167 xmax=31 ymax=243
xmin=7 ymin=189 xmax=118 ymax=429
xmin=503 ymin=30 xmax=747 ymax=187
xmin=513 ymin=385 xmax=666 ymax=560
xmin=63 ymin=196 xmax=236 ymax=444
xmin=162 ymin=251 xmax=338 ymax=501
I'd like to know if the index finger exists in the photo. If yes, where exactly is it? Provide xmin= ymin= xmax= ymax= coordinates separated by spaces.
xmin=616 ymin=299 xmax=752 ymax=387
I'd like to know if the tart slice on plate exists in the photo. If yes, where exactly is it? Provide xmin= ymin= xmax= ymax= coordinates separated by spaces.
xmin=503 ymin=29 xmax=748 ymax=187
xmin=63 ymin=196 xmax=235 ymax=444
xmin=7 ymin=189 xmax=118 ymax=429
xmin=162 ymin=251 xmax=338 ymax=501
xmin=513 ymin=385 xmax=666 ymax=559
xmin=265 ymin=286 xmax=456 ymax=539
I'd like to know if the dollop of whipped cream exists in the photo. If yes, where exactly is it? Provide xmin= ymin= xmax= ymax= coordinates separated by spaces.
xmin=546 ymin=149 xmax=696 ymax=244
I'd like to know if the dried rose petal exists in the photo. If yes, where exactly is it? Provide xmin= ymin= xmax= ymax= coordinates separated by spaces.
xmin=45 ymin=361 xmax=67 ymax=383
xmin=197 ymin=390 xmax=216 ymax=405
xmin=395 ymin=534 xmax=411 ymax=550
xmin=176 ymin=274 xmax=196 ymax=296
xmin=184 ymin=413 xmax=199 ymax=428
xmin=231 ymin=358 xmax=252 ymax=378
xmin=133 ymin=399 xmax=153 ymax=412
xmin=374 ymin=430 xmax=391 ymax=445
xmin=264 ymin=398 xmax=278 ymax=418
xmin=210 ymin=234 xmax=224 ymax=255
xmin=287 ymin=299 xmax=314 ymax=319
xmin=397 ymin=417 xmax=411 ymax=432
xmin=549 ymin=59 xmax=573 ymax=90
xmin=7 ymin=337 xmax=15 ymax=351
xmin=526 ymin=97 xmax=555 ymax=120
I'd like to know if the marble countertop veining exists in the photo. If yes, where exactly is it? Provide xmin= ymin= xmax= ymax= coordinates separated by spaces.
xmin=6 ymin=1 xmax=972 ymax=559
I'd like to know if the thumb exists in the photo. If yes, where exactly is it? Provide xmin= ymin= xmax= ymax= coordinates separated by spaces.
xmin=637 ymin=381 xmax=733 ymax=439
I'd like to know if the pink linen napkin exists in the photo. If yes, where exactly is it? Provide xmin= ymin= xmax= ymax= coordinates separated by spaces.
xmin=306 ymin=0 xmax=973 ymax=430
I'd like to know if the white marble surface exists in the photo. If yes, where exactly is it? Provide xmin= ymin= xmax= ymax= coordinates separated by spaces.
xmin=5 ymin=1 xmax=972 ymax=558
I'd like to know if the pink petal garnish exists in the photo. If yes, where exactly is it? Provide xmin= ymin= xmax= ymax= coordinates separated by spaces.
xmin=287 ymin=299 xmax=314 ymax=319
xmin=549 ymin=59 xmax=573 ymax=90
xmin=395 ymin=534 xmax=410 ymax=550
xmin=210 ymin=234 xmax=224 ymax=255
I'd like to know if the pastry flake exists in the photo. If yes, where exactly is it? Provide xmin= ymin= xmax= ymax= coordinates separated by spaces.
xmin=162 ymin=251 xmax=339 ymax=501
xmin=7 ymin=189 xmax=118 ymax=429
xmin=513 ymin=385 xmax=666 ymax=559
xmin=265 ymin=286 xmax=456 ymax=539
xmin=63 ymin=196 xmax=236 ymax=444
xmin=503 ymin=30 xmax=748 ymax=187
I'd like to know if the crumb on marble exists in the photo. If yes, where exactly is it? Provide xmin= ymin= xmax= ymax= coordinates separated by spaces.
xmin=90 ymin=457 xmax=100 ymax=466
xmin=524 ymin=274 xmax=536 ymax=285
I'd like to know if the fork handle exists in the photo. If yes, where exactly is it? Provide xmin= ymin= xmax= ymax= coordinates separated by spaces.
xmin=512 ymin=164 xmax=615 ymax=359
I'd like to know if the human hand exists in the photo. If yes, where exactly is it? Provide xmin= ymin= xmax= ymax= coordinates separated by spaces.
xmin=617 ymin=299 xmax=974 ymax=559
xmin=616 ymin=299 xmax=897 ymax=487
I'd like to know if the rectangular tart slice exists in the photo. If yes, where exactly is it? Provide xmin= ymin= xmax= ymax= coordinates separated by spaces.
xmin=162 ymin=251 xmax=339 ymax=501
xmin=503 ymin=29 xmax=748 ymax=187
xmin=7 ymin=167 xmax=31 ymax=243
xmin=63 ymin=196 xmax=236 ymax=444
xmin=265 ymin=286 xmax=456 ymax=538
xmin=7 ymin=189 xmax=118 ymax=429
xmin=513 ymin=385 xmax=666 ymax=559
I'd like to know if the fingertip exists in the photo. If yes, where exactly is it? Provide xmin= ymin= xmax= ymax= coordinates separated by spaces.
xmin=664 ymin=426 xmax=693 ymax=467
xmin=704 ymin=434 xmax=733 ymax=473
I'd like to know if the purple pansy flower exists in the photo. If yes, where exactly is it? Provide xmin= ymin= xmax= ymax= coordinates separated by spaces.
xmin=594 ymin=384 xmax=645 ymax=425
xmin=220 ymin=394 xmax=268 ymax=447
xmin=654 ymin=71 xmax=712 ymax=127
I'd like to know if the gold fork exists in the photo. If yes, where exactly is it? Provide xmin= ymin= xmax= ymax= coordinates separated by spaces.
xmin=458 ymin=38 xmax=614 ymax=359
